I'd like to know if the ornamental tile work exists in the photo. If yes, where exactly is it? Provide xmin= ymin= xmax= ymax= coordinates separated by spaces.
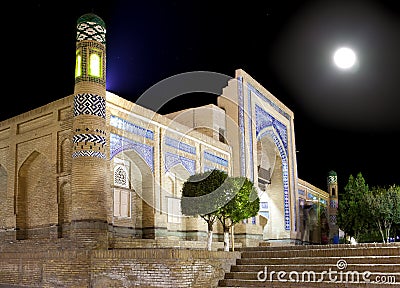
xmin=255 ymin=104 xmax=288 ymax=155
xmin=76 ymin=21 xmax=106 ymax=43
xmin=204 ymin=151 xmax=228 ymax=167
xmin=258 ymin=129 xmax=291 ymax=230
xmin=308 ymin=192 xmax=317 ymax=200
xmin=110 ymin=115 xmax=154 ymax=140
xmin=165 ymin=136 xmax=196 ymax=154
xmin=328 ymin=175 xmax=337 ymax=184
xmin=248 ymin=84 xmax=291 ymax=120
xmin=247 ymin=85 xmax=254 ymax=181
xmin=74 ymin=94 xmax=106 ymax=119
xmin=114 ymin=166 xmax=129 ymax=188
xmin=72 ymin=150 xmax=106 ymax=159
xmin=237 ymin=77 xmax=246 ymax=176
xmin=110 ymin=133 xmax=154 ymax=172
xmin=73 ymin=134 xmax=106 ymax=147
xmin=164 ymin=152 xmax=196 ymax=175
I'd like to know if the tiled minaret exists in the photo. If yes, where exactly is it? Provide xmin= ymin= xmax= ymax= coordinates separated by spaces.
xmin=71 ymin=13 xmax=108 ymax=248
xmin=327 ymin=170 xmax=339 ymax=244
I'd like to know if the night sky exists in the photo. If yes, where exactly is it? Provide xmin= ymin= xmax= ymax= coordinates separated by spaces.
xmin=4 ymin=0 xmax=400 ymax=190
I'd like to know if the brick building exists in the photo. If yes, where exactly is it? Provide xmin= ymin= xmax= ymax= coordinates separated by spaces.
xmin=0 ymin=13 xmax=339 ymax=250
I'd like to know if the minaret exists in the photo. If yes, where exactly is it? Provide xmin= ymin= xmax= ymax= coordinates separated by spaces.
xmin=71 ymin=13 xmax=108 ymax=248
xmin=327 ymin=170 xmax=339 ymax=244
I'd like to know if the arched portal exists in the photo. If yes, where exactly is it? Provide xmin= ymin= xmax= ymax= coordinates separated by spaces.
xmin=164 ymin=164 xmax=191 ymax=239
xmin=58 ymin=181 xmax=71 ymax=238
xmin=17 ymin=151 xmax=56 ymax=240
xmin=0 ymin=164 xmax=7 ymax=229
xmin=111 ymin=148 xmax=154 ymax=239
xmin=256 ymin=129 xmax=289 ymax=240
xmin=110 ymin=133 xmax=155 ymax=238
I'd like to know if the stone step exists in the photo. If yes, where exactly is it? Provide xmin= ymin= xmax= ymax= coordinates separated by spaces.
xmin=218 ymin=244 xmax=400 ymax=287
xmin=231 ymin=264 xmax=400 ymax=273
xmin=239 ymin=243 xmax=400 ymax=252
xmin=236 ymin=256 xmax=400 ymax=266
xmin=218 ymin=279 xmax=400 ymax=287
xmin=240 ymin=246 xmax=400 ymax=258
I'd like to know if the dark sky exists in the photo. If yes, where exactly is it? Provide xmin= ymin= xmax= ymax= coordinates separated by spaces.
xmin=4 ymin=0 xmax=400 ymax=190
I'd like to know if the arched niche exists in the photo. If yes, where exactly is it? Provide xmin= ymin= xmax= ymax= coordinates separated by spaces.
xmin=17 ymin=151 xmax=56 ymax=240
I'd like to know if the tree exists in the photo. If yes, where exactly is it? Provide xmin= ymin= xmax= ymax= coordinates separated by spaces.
xmin=364 ymin=185 xmax=400 ymax=243
xmin=181 ymin=169 xmax=228 ymax=251
xmin=216 ymin=177 xmax=260 ymax=251
xmin=337 ymin=172 xmax=369 ymax=241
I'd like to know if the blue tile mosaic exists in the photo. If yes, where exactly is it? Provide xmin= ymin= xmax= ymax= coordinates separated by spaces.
xmin=110 ymin=115 xmax=154 ymax=140
xmin=247 ymin=84 xmax=254 ymax=182
xmin=164 ymin=152 xmax=196 ymax=176
xmin=308 ymin=193 xmax=317 ymax=200
xmin=237 ymin=77 xmax=246 ymax=176
xmin=255 ymin=105 xmax=288 ymax=156
xmin=247 ymin=84 xmax=291 ymax=120
xmin=204 ymin=151 xmax=228 ymax=167
xmin=165 ymin=136 xmax=196 ymax=154
xmin=110 ymin=133 xmax=154 ymax=172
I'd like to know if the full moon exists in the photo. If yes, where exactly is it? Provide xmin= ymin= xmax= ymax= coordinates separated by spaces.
xmin=333 ymin=47 xmax=356 ymax=69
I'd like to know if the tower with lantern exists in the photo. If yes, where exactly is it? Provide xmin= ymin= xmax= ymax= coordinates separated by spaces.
xmin=70 ymin=13 xmax=109 ymax=248
xmin=327 ymin=170 xmax=339 ymax=243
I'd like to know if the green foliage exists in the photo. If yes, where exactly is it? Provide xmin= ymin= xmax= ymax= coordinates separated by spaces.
xmin=357 ymin=229 xmax=383 ymax=243
xmin=337 ymin=172 xmax=369 ymax=239
xmin=338 ymin=171 xmax=400 ymax=243
xmin=364 ymin=185 xmax=400 ymax=243
xmin=180 ymin=169 xmax=230 ymax=250
xmin=180 ymin=170 xmax=260 ymax=250
xmin=217 ymin=177 xmax=260 ymax=230
xmin=181 ymin=169 xmax=228 ymax=217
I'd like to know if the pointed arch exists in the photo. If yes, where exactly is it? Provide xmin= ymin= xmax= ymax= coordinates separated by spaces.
xmin=165 ymin=163 xmax=191 ymax=225
xmin=60 ymin=138 xmax=72 ymax=173
xmin=256 ymin=128 xmax=291 ymax=239
xmin=112 ymin=148 xmax=154 ymax=239
xmin=16 ymin=151 xmax=56 ymax=239
xmin=58 ymin=181 xmax=71 ymax=238
xmin=0 ymin=164 xmax=8 ymax=228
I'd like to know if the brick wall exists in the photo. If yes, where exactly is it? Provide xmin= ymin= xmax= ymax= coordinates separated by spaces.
xmin=0 ymin=248 xmax=240 ymax=288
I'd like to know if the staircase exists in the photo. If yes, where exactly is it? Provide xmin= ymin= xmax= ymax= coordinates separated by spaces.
xmin=218 ymin=243 xmax=400 ymax=287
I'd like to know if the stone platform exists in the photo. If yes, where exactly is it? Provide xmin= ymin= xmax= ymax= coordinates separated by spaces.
xmin=218 ymin=242 xmax=400 ymax=287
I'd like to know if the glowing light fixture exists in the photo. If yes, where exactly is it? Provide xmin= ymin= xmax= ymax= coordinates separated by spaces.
xmin=75 ymin=50 xmax=82 ymax=78
xmin=89 ymin=52 xmax=101 ymax=77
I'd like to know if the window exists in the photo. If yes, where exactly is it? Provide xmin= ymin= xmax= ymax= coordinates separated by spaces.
xmin=114 ymin=163 xmax=129 ymax=188
xmin=89 ymin=50 xmax=101 ymax=77
xmin=114 ymin=166 xmax=128 ymax=188
xmin=331 ymin=187 xmax=336 ymax=197
xmin=75 ymin=49 xmax=82 ymax=78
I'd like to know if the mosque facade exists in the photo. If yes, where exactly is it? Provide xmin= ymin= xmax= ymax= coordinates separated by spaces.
xmin=0 ymin=13 xmax=339 ymax=249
